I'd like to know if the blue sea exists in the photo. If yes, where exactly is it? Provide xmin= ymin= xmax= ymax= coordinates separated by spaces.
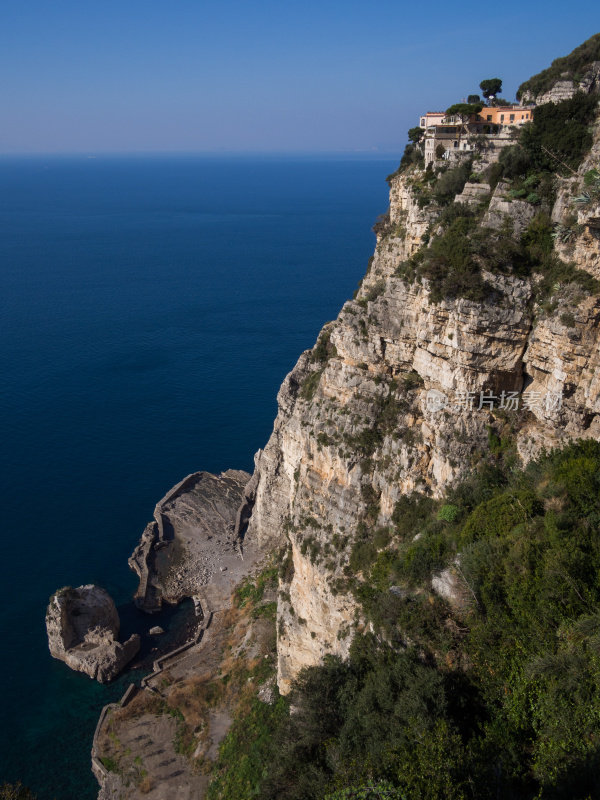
xmin=0 ymin=154 xmax=397 ymax=799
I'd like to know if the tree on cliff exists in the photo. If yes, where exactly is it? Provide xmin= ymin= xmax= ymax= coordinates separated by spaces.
xmin=445 ymin=102 xmax=483 ymax=141
xmin=407 ymin=126 xmax=424 ymax=144
xmin=479 ymin=78 xmax=503 ymax=103
xmin=445 ymin=102 xmax=483 ymax=121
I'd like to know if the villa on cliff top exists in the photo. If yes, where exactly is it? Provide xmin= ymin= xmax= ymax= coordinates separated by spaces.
xmin=420 ymin=105 xmax=533 ymax=130
xmin=419 ymin=103 xmax=535 ymax=165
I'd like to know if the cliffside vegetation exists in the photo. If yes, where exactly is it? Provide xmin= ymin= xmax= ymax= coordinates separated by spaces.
xmin=210 ymin=440 xmax=600 ymax=800
xmin=517 ymin=32 xmax=600 ymax=100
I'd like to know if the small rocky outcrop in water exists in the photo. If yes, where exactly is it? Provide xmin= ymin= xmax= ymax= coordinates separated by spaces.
xmin=46 ymin=584 xmax=140 ymax=683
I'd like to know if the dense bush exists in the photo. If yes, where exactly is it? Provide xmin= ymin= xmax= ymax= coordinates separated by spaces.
xmin=419 ymin=215 xmax=488 ymax=302
xmin=432 ymin=161 xmax=471 ymax=205
xmin=260 ymin=638 xmax=469 ymax=800
xmin=520 ymin=92 xmax=598 ymax=172
xmin=387 ymin=141 xmax=424 ymax=181
xmin=311 ymin=328 xmax=337 ymax=363
xmin=300 ymin=368 xmax=324 ymax=400
xmin=497 ymin=143 xmax=531 ymax=178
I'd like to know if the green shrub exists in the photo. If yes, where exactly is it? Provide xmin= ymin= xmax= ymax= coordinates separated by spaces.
xmin=437 ymin=504 xmax=460 ymax=523
xmin=208 ymin=697 xmax=288 ymax=800
xmin=235 ymin=566 xmax=278 ymax=608
xmin=392 ymin=493 xmax=436 ymax=539
xmin=433 ymin=161 xmax=471 ymax=205
xmin=487 ymin=161 xmax=503 ymax=190
xmin=349 ymin=539 xmax=378 ymax=573
xmin=521 ymin=213 xmax=600 ymax=299
xmin=402 ymin=370 xmax=424 ymax=391
xmin=389 ymin=143 xmax=425 ymax=179
xmin=252 ymin=601 xmax=277 ymax=620
xmin=397 ymin=529 xmax=452 ymax=585
xmin=420 ymin=215 xmax=487 ymax=303
xmin=459 ymin=489 xmax=543 ymax=546
xmin=311 ymin=328 xmax=337 ymax=363
xmin=99 ymin=756 xmax=120 ymax=773
xmin=364 ymin=280 xmax=386 ymax=302
xmin=498 ymin=144 xmax=531 ymax=179
xmin=520 ymin=92 xmax=598 ymax=173
xmin=300 ymin=368 xmax=324 ymax=401
xmin=324 ymin=780 xmax=404 ymax=799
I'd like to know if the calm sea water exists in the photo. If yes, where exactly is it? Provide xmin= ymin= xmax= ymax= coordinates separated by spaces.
xmin=0 ymin=154 xmax=396 ymax=798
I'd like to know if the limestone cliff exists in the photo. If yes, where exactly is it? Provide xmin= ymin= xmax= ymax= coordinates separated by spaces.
xmin=247 ymin=92 xmax=600 ymax=693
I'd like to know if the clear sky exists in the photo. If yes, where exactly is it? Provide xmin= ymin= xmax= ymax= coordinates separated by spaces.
xmin=1 ymin=1 xmax=598 ymax=154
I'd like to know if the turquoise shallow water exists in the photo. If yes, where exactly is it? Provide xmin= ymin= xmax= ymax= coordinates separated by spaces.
xmin=0 ymin=154 xmax=397 ymax=798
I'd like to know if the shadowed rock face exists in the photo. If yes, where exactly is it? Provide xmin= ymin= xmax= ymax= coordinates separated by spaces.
xmin=129 ymin=469 xmax=251 ymax=613
xmin=46 ymin=585 xmax=140 ymax=683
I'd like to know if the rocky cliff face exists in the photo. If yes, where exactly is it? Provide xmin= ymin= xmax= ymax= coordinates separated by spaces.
xmin=247 ymin=101 xmax=600 ymax=694
xmin=521 ymin=61 xmax=600 ymax=106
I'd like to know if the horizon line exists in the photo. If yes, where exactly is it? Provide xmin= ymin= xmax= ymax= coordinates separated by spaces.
xmin=0 ymin=148 xmax=402 ymax=159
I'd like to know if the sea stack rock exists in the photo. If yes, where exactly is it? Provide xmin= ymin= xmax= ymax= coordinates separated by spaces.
xmin=46 ymin=584 xmax=140 ymax=683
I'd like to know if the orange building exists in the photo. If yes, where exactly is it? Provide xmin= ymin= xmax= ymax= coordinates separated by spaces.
xmin=477 ymin=106 xmax=533 ymax=126
xmin=420 ymin=105 xmax=534 ymax=131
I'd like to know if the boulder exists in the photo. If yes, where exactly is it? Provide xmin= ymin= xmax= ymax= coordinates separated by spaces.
xmin=149 ymin=626 xmax=164 ymax=635
xmin=46 ymin=584 xmax=140 ymax=683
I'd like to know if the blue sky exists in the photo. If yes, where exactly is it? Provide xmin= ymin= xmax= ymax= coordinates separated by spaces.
xmin=1 ymin=1 xmax=598 ymax=154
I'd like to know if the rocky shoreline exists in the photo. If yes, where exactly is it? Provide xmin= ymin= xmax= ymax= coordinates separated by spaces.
xmin=43 ymin=464 xmax=269 ymax=797
xmin=89 ymin=469 xmax=270 ymax=799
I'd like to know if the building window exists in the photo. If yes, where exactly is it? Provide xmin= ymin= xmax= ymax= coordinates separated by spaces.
xmin=487 ymin=115 xmax=492 ymax=121
xmin=500 ymin=114 xmax=505 ymax=122
xmin=453 ymin=141 xmax=458 ymax=148
xmin=510 ymin=114 xmax=515 ymax=122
